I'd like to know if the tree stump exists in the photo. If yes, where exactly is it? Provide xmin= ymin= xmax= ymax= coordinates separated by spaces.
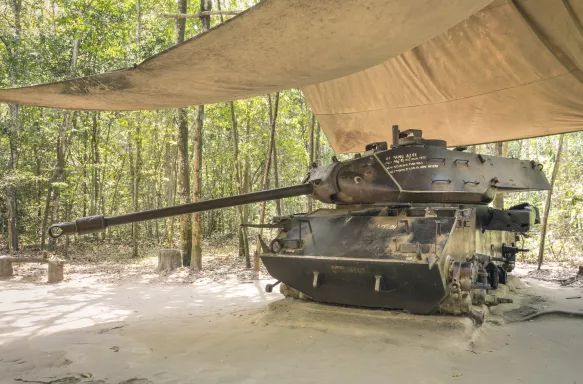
xmin=157 ymin=249 xmax=182 ymax=272
xmin=47 ymin=260 xmax=64 ymax=283
xmin=578 ymin=266 xmax=583 ymax=277
xmin=0 ymin=258 xmax=13 ymax=278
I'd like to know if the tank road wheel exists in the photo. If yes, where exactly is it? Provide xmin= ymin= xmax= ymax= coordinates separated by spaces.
xmin=270 ymin=239 xmax=284 ymax=253
xmin=280 ymin=283 xmax=303 ymax=299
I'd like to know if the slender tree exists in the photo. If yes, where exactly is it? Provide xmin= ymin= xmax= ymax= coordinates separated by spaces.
xmin=307 ymin=113 xmax=315 ymax=212
xmin=163 ymin=137 xmax=176 ymax=246
xmin=538 ymin=134 xmax=565 ymax=270
xmin=253 ymin=92 xmax=280 ymax=278
xmin=4 ymin=0 xmax=23 ymax=253
xmin=191 ymin=0 xmax=213 ymax=271
xmin=132 ymin=121 xmax=142 ymax=257
xmin=272 ymin=137 xmax=282 ymax=216
xmin=175 ymin=0 xmax=193 ymax=266
xmin=230 ymin=102 xmax=251 ymax=265
xmin=242 ymin=101 xmax=253 ymax=266
xmin=493 ymin=141 xmax=508 ymax=209
xmin=41 ymin=39 xmax=79 ymax=250
xmin=131 ymin=1 xmax=143 ymax=257
xmin=315 ymin=121 xmax=321 ymax=165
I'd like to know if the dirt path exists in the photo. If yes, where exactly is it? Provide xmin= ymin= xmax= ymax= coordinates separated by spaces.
xmin=1 ymin=276 xmax=582 ymax=384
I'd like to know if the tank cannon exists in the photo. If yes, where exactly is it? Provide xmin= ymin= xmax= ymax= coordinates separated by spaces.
xmin=49 ymin=126 xmax=550 ymax=323
xmin=48 ymin=184 xmax=314 ymax=238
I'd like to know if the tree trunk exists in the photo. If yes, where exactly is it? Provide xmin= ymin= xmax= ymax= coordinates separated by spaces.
xmin=164 ymin=139 xmax=175 ymax=246
xmin=178 ymin=107 xmax=192 ymax=266
xmin=48 ymin=113 xmax=69 ymax=250
xmin=63 ymin=197 xmax=72 ymax=256
xmin=269 ymin=70 xmax=282 ymax=216
xmin=190 ymin=0 xmax=212 ymax=271
xmin=171 ymin=144 xmax=179 ymax=243
xmin=136 ymin=0 xmax=142 ymax=61
xmin=108 ymin=158 xmax=126 ymax=240
xmin=40 ymin=173 xmax=56 ymax=251
xmin=5 ymin=0 xmax=22 ymax=254
xmin=128 ymin=136 xmax=136 ymax=242
xmin=272 ymin=139 xmax=281 ymax=216
xmin=230 ymin=102 xmax=250 ymax=262
xmin=82 ymin=122 xmax=88 ymax=218
xmin=307 ymin=113 xmax=315 ymax=212
xmin=35 ymin=146 xmax=41 ymax=222
xmin=315 ymin=121 xmax=321 ymax=165
xmin=254 ymin=92 xmax=279 ymax=278
xmin=492 ymin=142 xmax=508 ymax=209
xmin=45 ymin=41 xmax=79 ymax=250
xmin=91 ymin=113 xmax=100 ymax=237
xmin=7 ymin=124 xmax=18 ymax=253
xmin=99 ymin=117 xmax=112 ymax=241
xmin=538 ymin=134 xmax=565 ymax=270
xmin=191 ymin=105 xmax=203 ymax=270
xmin=174 ymin=0 xmax=193 ymax=266
xmin=174 ymin=0 xmax=186 ymax=43
xmin=242 ymin=102 xmax=252 ymax=268
xmin=132 ymin=122 xmax=142 ymax=257
xmin=7 ymin=197 xmax=15 ymax=257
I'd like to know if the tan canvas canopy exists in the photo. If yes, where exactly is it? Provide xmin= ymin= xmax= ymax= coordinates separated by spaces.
xmin=0 ymin=0 xmax=488 ymax=110
xmin=1 ymin=0 xmax=582 ymax=153
xmin=304 ymin=0 xmax=583 ymax=152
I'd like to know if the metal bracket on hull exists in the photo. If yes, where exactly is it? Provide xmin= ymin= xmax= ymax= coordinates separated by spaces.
xmin=375 ymin=275 xmax=382 ymax=292
xmin=313 ymin=271 xmax=322 ymax=288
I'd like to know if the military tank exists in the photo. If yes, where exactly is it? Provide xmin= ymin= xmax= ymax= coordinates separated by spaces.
xmin=49 ymin=127 xmax=550 ymax=323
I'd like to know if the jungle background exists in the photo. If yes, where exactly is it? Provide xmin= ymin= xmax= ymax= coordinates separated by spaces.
xmin=1 ymin=0 xmax=581 ymax=277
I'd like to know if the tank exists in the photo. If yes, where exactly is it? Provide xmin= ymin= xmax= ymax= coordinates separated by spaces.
xmin=49 ymin=126 xmax=550 ymax=322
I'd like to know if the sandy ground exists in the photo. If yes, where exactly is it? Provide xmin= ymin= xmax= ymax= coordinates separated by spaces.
xmin=514 ymin=262 xmax=583 ymax=288
xmin=5 ymin=244 xmax=271 ymax=285
xmin=1 ymin=268 xmax=583 ymax=383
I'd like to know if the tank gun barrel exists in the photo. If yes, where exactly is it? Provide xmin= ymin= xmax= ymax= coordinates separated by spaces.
xmin=48 ymin=183 xmax=314 ymax=238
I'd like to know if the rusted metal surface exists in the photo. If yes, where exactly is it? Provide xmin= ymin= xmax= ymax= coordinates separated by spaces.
xmin=308 ymin=139 xmax=550 ymax=205
xmin=260 ymin=200 xmax=529 ymax=317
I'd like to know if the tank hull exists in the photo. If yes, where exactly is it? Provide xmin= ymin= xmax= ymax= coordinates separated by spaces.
xmin=261 ymin=204 xmax=534 ymax=316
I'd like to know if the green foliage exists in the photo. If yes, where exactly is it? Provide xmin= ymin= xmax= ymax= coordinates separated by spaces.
xmin=0 ymin=0 xmax=579 ymax=266
xmin=0 ymin=0 xmax=334 ymax=252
